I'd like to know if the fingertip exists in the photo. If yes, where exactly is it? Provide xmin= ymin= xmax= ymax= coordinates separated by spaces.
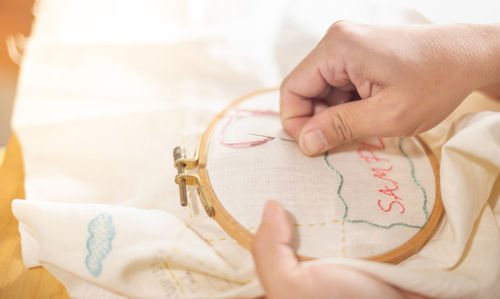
xmin=261 ymin=200 xmax=282 ymax=221
xmin=252 ymin=199 xmax=294 ymax=259
xmin=279 ymin=84 xmax=315 ymax=140
xmin=281 ymin=116 xmax=310 ymax=141
xmin=255 ymin=200 xmax=291 ymax=244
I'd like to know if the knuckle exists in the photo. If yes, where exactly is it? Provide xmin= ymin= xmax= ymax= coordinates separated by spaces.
xmin=326 ymin=20 xmax=357 ymax=39
xmin=280 ymin=75 xmax=290 ymax=94
xmin=325 ymin=109 xmax=354 ymax=144
xmin=366 ymin=95 xmax=382 ymax=106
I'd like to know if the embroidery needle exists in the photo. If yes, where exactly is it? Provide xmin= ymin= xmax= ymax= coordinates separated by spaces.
xmin=248 ymin=133 xmax=297 ymax=143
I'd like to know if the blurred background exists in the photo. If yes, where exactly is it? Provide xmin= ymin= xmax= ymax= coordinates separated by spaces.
xmin=1 ymin=0 xmax=498 ymax=148
xmin=0 ymin=0 xmax=35 ymax=148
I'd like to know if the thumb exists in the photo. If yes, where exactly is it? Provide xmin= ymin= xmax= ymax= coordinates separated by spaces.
xmin=251 ymin=200 xmax=299 ymax=295
xmin=298 ymin=94 xmax=396 ymax=155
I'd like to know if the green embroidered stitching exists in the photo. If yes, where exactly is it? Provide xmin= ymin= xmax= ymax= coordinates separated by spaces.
xmin=323 ymin=137 xmax=429 ymax=229
xmin=398 ymin=138 xmax=429 ymax=222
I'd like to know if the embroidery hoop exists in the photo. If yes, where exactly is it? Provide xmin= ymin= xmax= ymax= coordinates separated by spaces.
xmin=174 ymin=88 xmax=443 ymax=263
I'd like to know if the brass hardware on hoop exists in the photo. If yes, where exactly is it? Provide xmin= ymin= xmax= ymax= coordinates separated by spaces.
xmin=173 ymin=146 xmax=214 ymax=217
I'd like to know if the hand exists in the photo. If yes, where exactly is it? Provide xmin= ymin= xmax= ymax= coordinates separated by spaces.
xmin=251 ymin=200 xmax=427 ymax=299
xmin=280 ymin=22 xmax=500 ymax=156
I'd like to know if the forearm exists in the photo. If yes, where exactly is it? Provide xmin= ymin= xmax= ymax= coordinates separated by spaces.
xmin=471 ymin=24 xmax=500 ymax=97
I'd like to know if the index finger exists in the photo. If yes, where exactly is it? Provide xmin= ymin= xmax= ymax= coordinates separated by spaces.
xmin=279 ymin=50 xmax=330 ymax=140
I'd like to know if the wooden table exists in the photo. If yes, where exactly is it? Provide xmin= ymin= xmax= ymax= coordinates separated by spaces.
xmin=0 ymin=135 xmax=70 ymax=298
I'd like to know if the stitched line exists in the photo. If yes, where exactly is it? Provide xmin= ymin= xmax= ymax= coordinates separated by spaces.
xmin=163 ymin=226 xmax=188 ymax=296
xmin=203 ymin=237 xmax=229 ymax=242
xmin=163 ymin=226 xmax=250 ymax=296
xmin=204 ymin=219 xmax=341 ymax=244
xmin=291 ymin=219 xmax=339 ymax=228
xmin=187 ymin=190 xmax=194 ymax=218
xmin=163 ymin=261 xmax=185 ymax=295
xmin=323 ymin=137 xmax=428 ymax=229
xmin=218 ymin=109 xmax=279 ymax=148
xmin=399 ymin=138 xmax=429 ymax=221
xmin=172 ymin=246 xmax=250 ymax=285
xmin=203 ymin=219 xmax=341 ymax=245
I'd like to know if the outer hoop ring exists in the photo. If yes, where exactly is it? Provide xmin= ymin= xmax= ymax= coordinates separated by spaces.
xmin=197 ymin=88 xmax=443 ymax=263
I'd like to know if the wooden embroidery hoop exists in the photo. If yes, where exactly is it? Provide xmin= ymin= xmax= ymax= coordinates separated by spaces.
xmin=174 ymin=88 xmax=443 ymax=264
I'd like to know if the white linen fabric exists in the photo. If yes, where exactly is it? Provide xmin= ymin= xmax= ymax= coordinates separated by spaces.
xmin=10 ymin=0 xmax=500 ymax=298
xmin=206 ymin=91 xmax=437 ymax=259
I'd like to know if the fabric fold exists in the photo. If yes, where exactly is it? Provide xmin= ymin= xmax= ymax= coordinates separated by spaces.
xmin=12 ymin=199 xmax=263 ymax=299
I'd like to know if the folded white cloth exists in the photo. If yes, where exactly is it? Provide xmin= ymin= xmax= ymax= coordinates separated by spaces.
xmin=12 ymin=200 xmax=262 ymax=299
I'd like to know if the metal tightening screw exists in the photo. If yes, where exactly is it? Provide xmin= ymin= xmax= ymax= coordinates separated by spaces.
xmin=173 ymin=146 xmax=188 ymax=206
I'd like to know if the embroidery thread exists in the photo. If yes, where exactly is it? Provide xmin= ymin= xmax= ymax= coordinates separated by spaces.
xmin=324 ymin=138 xmax=429 ymax=229
xmin=219 ymin=109 xmax=280 ymax=148
xmin=86 ymin=213 xmax=115 ymax=277
xmin=399 ymin=138 xmax=429 ymax=221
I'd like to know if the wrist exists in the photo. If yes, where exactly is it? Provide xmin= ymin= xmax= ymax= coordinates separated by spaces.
xmin=464 ymin=24 xmax=500 ymax=89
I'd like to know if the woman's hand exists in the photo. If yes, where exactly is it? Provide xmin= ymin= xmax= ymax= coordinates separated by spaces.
xmin=280 ymin=22 xmax=500 ymax=156
xmin=251 ymin=200 xmax=427 ymax=299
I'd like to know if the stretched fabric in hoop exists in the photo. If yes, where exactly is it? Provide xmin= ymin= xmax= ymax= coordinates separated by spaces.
xmin=203 ymin=90 xmax=440 ymax=260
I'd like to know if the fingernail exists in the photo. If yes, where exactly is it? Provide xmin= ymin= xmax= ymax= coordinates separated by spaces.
xmin=300 ymin=130 xmax=327 ymax=155
xmin=262 ymin=200 xmax=278 ymax=221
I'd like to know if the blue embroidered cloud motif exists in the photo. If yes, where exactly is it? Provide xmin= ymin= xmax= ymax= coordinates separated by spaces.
xmin=85 ymin=213 xmax=115 ymax=277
